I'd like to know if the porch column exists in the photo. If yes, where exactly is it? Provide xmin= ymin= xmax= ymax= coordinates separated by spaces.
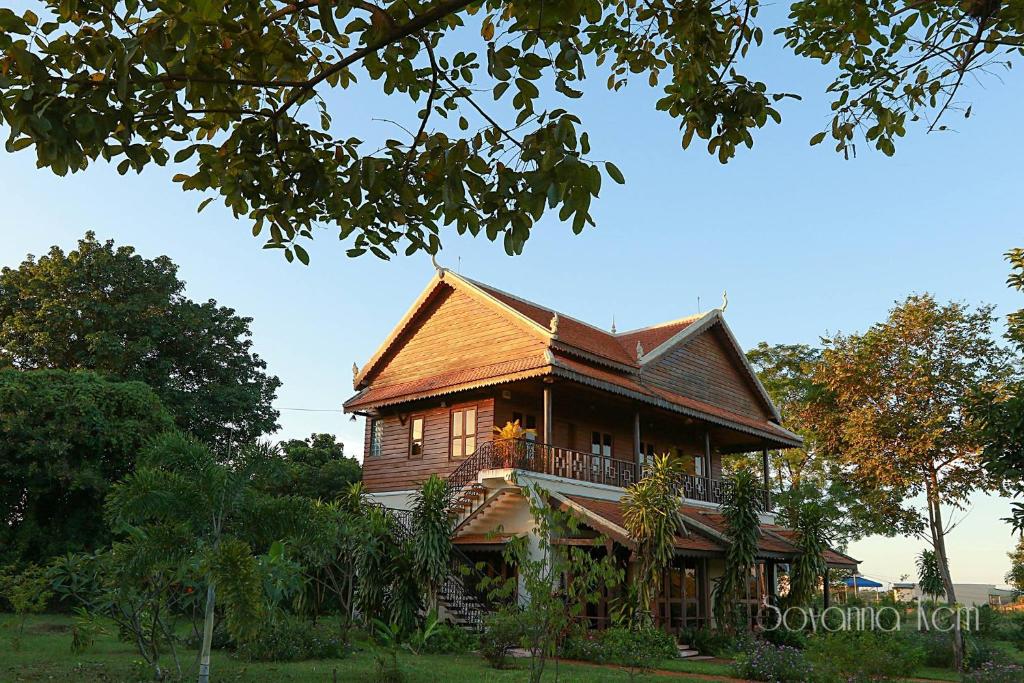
xmin=542 ymin=381 xmax=553 ymax=445
xmin=633 ymin=410 xmax=642 ymax=476
xmin=704 ymin=431 xmax=713 ymax=501
xmin=823 ymin=566 xmax=831 ymax=609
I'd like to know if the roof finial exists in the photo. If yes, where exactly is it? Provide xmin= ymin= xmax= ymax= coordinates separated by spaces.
xmin=720 ymin=290 xmax=728 ymax=312
xmin=431 ymin=253 xmax=446 ymax=279
xmin=549 ymin=313 xmax=560 ymax=338
xmin=636 ymin=341 xmax=645 ymax=360
xmin=351 ymin=362 xmax=359 ymax=387
xmin=611 ymin=314 xmax=617 ymax=334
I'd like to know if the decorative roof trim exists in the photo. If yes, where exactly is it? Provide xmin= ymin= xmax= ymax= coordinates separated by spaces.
xmin=635 ymin=309 xmax=720 ymax=366
xmin=614 ymin=313 xmax=705 ymax=338
xmin=550 ymin=342 xmax=639 ymax=374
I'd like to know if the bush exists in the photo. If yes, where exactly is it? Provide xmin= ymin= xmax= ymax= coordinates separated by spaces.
xmin=682 ymin=626 xmax=739 ymax=657
xmin=732 ymin=639 xmax=815 ymax=682
xmin=963 ymin=662 xmax=1024 ymax=683
xmin=912 ymin=629 xmax=957 ymax=668
xmin=419 ymin=623 xmax=478 ymax=654
xmin=965 ymin=637 xmax=1005 ymax=670
xmin=601 ymin=627 xmax=677 ymax=668
xmin=806 ymin=630 xmax=922 ymax=682
xmin=763 ymin=625 xmax=809 ymax=649
xmin=235 ymin=615 xmax=343 ymax=662
xmin=561 ymin=624 xmax=602 ymax=662
xmin=480 ymin=609 xmax=520 ymax=669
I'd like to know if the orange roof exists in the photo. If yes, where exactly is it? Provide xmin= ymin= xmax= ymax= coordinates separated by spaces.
xmin=762 ymin=525 xmax=860 ymax=569
xmin=615 ymin=317 xmax=702 ymax=358
xmin=563 ymin=495 xmax=724 ymax=553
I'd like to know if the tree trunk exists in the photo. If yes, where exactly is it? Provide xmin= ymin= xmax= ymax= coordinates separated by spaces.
xmin=926 ymin=470 xmax=963 ymax=671
xmin=197 ymin=583 xmax=216 ymax=683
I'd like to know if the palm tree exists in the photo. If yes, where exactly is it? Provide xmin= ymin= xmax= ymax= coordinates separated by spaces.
xmin=712 ymin=467 xmax=763 ymax=633
xmin=621 ymin=454 xmax=686 ymax=627
xmin=410 ymin=474 xmax=453 ymax=612
xmin=788 ymin=493 xmax=829 ymax=607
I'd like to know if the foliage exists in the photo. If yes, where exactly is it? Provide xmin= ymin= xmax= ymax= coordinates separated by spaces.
xmin=594 ymin=626 xmax=677 ymax=674
xmin=963 ymin=662 xmax=1024 ymax=683
xmin=732 ymin=638 xmax=815 ymax=683
xmin=479 ymin=607 xmax=520 ymax=670
xmin=353 ymin=504 xmax=423 ymax=636
xmin=786 ymin=487 xmax=830 ymax=608
xmin=978 ymin=249 xmax=1024 ymax=532
xmin=370 ymin=619 xmax=407 ymax=683
xmin=104 ymin=432 xmax=296 ymax=681
xmin=0 ymin=233 xmax=280 ymax=450
xmin=415 ymin=621 xmax=478 ymax=655
xmin=681 ymin=626 xmax=740 ymax=658
xmin=3 ymin=3 xmax=1018 ymax=261
xmin=409 ymin=475 xmax=453 ymax=612
xmin=480 ymin=484 xmax=624 ymax=682
xmin=712 ymin=467 xmax=763 ymax=633
xmin=1006 ymin=536 xmax=1024 ymax=593
xmin=493 ymin=420 xmax=537 ymax=465
xmin=0 ymin=368 xmax=174 ymax=565
xmin=812 ymin=294 xmax=1015 ymax=669
xmin=805 ymin=630 xmax=923 ymax=683
xmin=265 ymin=433 xmax=362 ymax=501
xmin=917 ymin=549 xmax=946 ymax=602
xmin=235 ymin=613 xmax=344 ymax=662
xmin=762 ymin=625 xmax=808 ymax=650
xmin=620 ymin=453 xmax=686 ymax=627
xmin=0 ymin=563 xmax=53 ymax=650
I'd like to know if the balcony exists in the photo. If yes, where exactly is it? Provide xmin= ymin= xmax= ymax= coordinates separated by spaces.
xmin=461 ymin=438 xmax=770 ymax=509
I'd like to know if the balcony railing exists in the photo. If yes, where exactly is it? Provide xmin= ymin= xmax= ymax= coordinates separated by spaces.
xmin=459 ymin=438 xmax=770 ymax=510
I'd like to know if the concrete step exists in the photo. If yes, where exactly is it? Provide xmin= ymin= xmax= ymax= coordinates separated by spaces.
xmin=678 ymin=649 xmax=699 ymax=658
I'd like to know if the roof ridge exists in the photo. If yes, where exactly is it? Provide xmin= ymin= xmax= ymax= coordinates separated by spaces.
xmin=614 ymin=312 xmax=706 ymax=337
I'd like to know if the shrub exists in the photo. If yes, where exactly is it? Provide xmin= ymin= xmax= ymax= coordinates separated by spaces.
xmin=419 ymin=623 xmax=478 ymax=654
xmin=912 ymin=629 xmax=957 ymax=668
xmin=963 ymin=662 xmax=1024 ymax=683
xmin=561 ymin=624 xmax=602 ymax=662
xmin=965 ymin=637 xmax=1005 ymax=670
xmin=601 ymin=627 xmax=677 ymax=669
xmin=235 ymin=615 xmax=343 ymax=662
xmin=763 ymin=625 xmax=809 ymax=649
xmin=480 ymin=609 xmax=520 ymax=669
xmin=806 ymin=630 xmax=922 ymax=682
xmin=682 ymin=626 xmax=739 ymax=657
xmin=732 ymin=639 xmax=815 ymax=682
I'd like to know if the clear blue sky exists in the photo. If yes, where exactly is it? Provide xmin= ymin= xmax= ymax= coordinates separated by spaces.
xmin=1 ymin=5 xmax=1020 ymax=587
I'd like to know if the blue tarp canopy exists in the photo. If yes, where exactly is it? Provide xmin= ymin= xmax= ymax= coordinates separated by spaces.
xmin=844 ymin=576 xmax=883 ymax=588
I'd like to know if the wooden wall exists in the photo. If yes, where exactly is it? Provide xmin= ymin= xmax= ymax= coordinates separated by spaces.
xmin=361 ymin=397 xmax=495 ymax=492
xmin=366 ymin=283 xmax=546 ymax=390
xmin=643 ymin=326 xmax=770 ymax=422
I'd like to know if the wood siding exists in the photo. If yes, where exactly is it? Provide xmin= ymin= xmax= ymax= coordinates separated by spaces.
xmin=643 ymin=326 xmax=770 ymax=421
xmin=366 ymin=283 xmax=547 ymax=389
xmin=362 ymin=398 xmax=495 ymax=492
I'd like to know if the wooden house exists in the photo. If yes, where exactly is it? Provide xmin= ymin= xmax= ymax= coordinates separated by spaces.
xmin=344 ymin=268 xmax=857 ymax=631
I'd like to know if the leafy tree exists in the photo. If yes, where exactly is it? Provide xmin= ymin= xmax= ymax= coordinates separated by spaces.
xmin=267 ymin=433 xmax=362 ymax=500
xmin=2 ymin=3 xmax=1019 ymax=261
xmin=1007 ymin=536 xmax=1024 ymax=595
xmin=0 ymin=233 xmax=280 ymax=449
xmin=621 ymin=453 xmax=686 ymax=627
xmin=0 ymin=563 xmax=53 ymax=651
xmin=0 ymin=368 xmax=174 ymax=564
xmin=105 ymin=432 xmax=283 ymax=683
xmin=409 ymin=474 xmax=453 ymax=613
xmin=812 ymin=295 xmax=1013 ymax=670
xmin=712 ymin=467 xmax=763 ymax=633
xmin=917 ymin=549 xmax=946 ymax=603
xmin=978 ymin=249 xmax=1024 ymax=532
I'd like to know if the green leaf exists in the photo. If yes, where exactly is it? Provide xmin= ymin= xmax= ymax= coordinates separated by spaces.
xmin=318 ymin=0 xmax=340 ymax=39
xmin=605 ymin=162 xmax=625 ymax=185
xmin=293 ymin=244 xmax=310 ymax=265
xmin=809 ymin=132 xmax=827 ymax=146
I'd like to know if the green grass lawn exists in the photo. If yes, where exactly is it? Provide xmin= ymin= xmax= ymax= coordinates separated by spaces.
xmin=0 ymin=615 xmax=717 ymax=682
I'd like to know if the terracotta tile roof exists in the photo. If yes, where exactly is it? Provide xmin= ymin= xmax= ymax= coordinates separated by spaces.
xmin=343 ymin=355 xmax=550 ymax=410
xmin=469 ymin=280 xmax=638 ymax=367
xmin=679 ymin=506 xmax=803 ymax=556
xmin=564 ymin=495 xmax=724 ymax=553
xmin=615 ymin=316 xmax=702 ymax=357
xmin=762 ymin=525 xmax=860 ymax=568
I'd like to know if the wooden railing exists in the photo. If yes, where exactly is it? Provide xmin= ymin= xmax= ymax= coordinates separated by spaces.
xmin=452 ymin=438 xmax=770 ymax=510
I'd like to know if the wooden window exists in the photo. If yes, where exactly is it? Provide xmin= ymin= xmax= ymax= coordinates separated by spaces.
xmin=591 ymin=432 xmax=612 ymax=458
xmin=409 ymin=415 xmax=425 ymax=459
xmin=369 ymin=418 xmax=383 ymax=458
xmin=451 ymin=406 xmax=478 ymax=459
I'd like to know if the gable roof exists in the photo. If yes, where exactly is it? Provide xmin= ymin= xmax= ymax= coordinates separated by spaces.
xmin=344 ymin=270 xmax=796 ymax=445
